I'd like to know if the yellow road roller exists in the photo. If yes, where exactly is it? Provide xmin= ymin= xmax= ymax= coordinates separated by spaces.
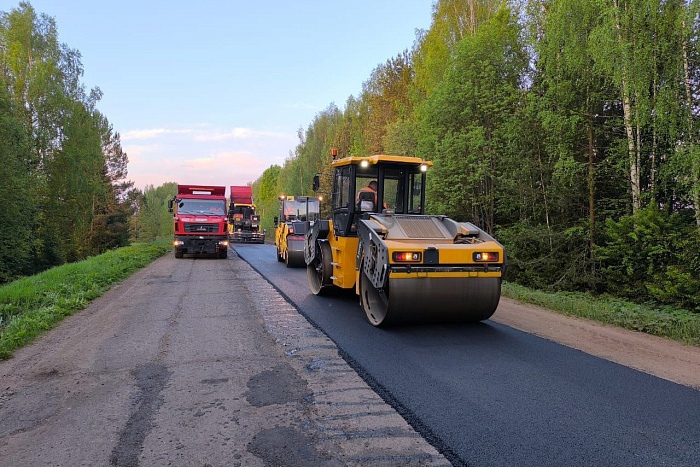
xmin=304 ymin=152 xmax=506 ymax=326
xmin=275 ymin=195 xmax=320 ymax=268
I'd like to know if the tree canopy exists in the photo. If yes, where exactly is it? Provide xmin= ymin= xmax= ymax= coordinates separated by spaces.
xmin=251 ymin=0 xmax=700 ymax=311
xmin=0 ymin=2 xmax=134 ymax=281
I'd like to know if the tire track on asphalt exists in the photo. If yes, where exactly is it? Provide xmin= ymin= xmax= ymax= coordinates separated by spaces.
xmin=109 ymin=256 xmax=194 ymax=466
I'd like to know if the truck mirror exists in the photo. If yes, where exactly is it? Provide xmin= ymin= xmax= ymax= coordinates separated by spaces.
xmin=274 ymin=216 xmax=279 ymax=226
xmin=312 ymin=174 xmax=320 ymax=192
xmin=168 ymin=198 xmax=174 ymax=213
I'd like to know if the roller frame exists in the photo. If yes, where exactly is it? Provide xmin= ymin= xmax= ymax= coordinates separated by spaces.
xmin=356 ymin=214 xmax=504 ymax=326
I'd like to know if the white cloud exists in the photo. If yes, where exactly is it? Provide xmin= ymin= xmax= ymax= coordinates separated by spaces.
xmin=122 ymin=128 xmax=193 ymax=141
xmin=122 ymin=128 xmax=294 ymax=191
xmin=194 ymin=127 xmax=292 ymax=142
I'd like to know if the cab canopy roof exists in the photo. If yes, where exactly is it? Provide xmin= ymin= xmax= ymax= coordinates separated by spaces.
xmin=177 ymin=185 xmax=226 ymax=197
xmin=331 ymin=154 xmax=433 ymax=168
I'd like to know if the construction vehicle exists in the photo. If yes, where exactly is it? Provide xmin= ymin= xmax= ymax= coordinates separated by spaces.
xmin=304 ymin=152 xmax=506 ymax=326
xmin=227 ymin=186 xmax=265 ymax=243
xmin=275 ymin=195 xmax=320 ymax=268
xmin=168 ymin=185 xmax=229 ymax=259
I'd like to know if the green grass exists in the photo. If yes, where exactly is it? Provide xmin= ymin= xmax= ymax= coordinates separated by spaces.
xmin=0 ymin=239 xmax=172 ymax=359
xmin=502 ymin=281 xmax=700 ymax=347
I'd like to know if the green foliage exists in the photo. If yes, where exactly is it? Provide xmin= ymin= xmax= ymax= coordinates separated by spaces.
xmin=0 ymin=3 xmax=135 ymax=283
xmin=597 ymin=205 xmax=700 ymax=310
xmin=419 ymin=7 xmax=528 ymax=232
xmin=499 ymin=223 xmax=595 ymax=291
xmin=0 ymin=238 xmax=171 ymax=359
xmin=252 ymin=165 xmax=282 ymax=233
xmin=0 ymin=76 xmax=36 ymax=282
xmin=133 ymin=182 xmax=177 ymax=241
xmin=502 ymin=282 xmax=700 ymax=346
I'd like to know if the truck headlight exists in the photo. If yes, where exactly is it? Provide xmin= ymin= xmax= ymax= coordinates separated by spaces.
xmin=173 ymin=240 xmax=184 ymax=247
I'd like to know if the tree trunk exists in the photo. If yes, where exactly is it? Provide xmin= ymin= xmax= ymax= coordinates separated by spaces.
xmin=681 ymin=16 xmax=700 ymax=226
xmin=588 ymin=114 xmax=596 ymax=260
xmin=614 ymin=0 xmax=640 ymax=213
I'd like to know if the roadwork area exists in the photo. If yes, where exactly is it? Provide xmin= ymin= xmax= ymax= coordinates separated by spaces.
xmin=1 ymin=250 xmax=699 ymax=466
xmin=0 ymin=253 xmax=448 ymax=466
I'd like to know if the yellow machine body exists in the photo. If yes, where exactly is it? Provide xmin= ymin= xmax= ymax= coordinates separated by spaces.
xmin=275 ymin=195 xmax=320 ymax=268
xmin=305 ymin=154 xmax=506 ymax=326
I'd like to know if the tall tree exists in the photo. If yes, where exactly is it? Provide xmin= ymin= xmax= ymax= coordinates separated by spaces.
xmin=420 ymin=7 xmax=528 ymax=233
xmin=412 ymin=0 xmax=502 ymax=101
xmin=251 ymin=165 xmax=282 ymax=232
xmin=134 ymin=183 xmax=177 ymax=242
xmin=533 ymin=0 xmax=619 ymax=263
xmin=361 ymin=51 xmax=414 ymax=153
xmin=0 ymin=77 xmax=35 ymax=282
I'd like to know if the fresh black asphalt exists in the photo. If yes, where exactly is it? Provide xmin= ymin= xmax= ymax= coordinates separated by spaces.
xmin=234 ymin=243 xmax=700 ymax=467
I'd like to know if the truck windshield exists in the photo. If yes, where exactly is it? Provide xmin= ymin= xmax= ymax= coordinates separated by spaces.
xmin=283 ymin=198 xmax=320 ymax=221
xmin=178 ymin=199 xmax=226 ymax=215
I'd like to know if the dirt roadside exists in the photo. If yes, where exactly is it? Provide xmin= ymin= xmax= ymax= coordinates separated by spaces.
xmin=493 ymin=297 xmax=700 ymax=390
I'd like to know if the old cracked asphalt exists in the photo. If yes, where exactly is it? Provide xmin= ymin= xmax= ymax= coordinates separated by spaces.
xmin=0 ymin=250 xmax=449 ymax=466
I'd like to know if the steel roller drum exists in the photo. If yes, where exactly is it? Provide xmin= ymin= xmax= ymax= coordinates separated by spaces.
xmin=285 ymin=238 xmax=306 ymax=268
xmin=360 ymin=274 xmax=502 ymax=326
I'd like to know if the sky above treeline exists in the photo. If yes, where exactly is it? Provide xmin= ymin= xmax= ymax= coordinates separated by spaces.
xmin=20 ymin=0 xmax=434 ymax=190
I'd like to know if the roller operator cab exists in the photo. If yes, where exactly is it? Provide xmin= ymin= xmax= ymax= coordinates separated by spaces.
xmin=274 ymin=195 xmax=320 ymax=268
xmin=304 ymin=153 xmax=507 ymax=327
xmin=168 ymin=185 xmax=229 ymax=259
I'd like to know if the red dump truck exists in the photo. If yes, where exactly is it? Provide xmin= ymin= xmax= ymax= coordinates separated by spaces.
xmin=168 ymin=185 xmax=229 ymax=258
xmin=227 ymin=186 xmax=265 ymax=243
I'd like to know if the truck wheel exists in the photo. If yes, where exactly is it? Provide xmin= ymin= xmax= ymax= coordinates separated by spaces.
xmin=175 ymin=250 xmax=183 ymax=259
xmin=219 ymin=249 xmax=228 ymax=259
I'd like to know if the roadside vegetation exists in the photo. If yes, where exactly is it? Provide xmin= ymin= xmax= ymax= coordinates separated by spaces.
xmin=248 ymin=0 xmax=700 ymax=317
xmin=0 ymin=239 xmax=171 ymax=360
xmin=503 ymin=282 xmax=700 ymax=347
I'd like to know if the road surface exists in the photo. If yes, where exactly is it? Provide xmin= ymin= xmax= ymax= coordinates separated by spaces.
xmin=1 ymin=244 xmax=699 ymax=466
xmin=235 ymin=242 xmax=700 ymax=467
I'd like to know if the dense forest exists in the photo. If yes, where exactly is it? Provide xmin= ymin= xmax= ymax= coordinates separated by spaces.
xmin=2 ymin=1 xmax=699 ymax=313
xmin=0 ymin=2 xmax=177 ymax=284
xmin=252 ymin=0 xmax=700 ymax=311
xmin=0 ymin=2 xmax=137 ymax=283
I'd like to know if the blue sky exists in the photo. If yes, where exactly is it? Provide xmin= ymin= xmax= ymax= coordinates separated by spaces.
xmin=19 ymin=1 xmax=434 ymax=190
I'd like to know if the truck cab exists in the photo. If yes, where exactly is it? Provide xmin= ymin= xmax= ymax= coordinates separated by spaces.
xmin=169 ymin=185 xmax=229 ymax=259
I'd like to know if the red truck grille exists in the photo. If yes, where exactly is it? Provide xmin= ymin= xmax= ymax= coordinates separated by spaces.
xmin=183 ymin=223 xmax=218 ymax=233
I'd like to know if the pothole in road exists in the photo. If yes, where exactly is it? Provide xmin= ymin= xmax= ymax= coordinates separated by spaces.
xmin=248 ymin=426 xmax=341 ymax=467
xmin=245 ymin=363 xmax=311 ymax=407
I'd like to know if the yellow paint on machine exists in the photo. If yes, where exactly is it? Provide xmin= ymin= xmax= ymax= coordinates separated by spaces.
xmin=325 ymin=225 xmax=360 ymax=290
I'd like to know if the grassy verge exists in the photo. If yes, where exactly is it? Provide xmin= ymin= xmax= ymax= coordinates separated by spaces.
xmin=502 ymin=281 xmax=700 ymax=347
xmin=0 ymin=239 xmax=172 ymax=360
